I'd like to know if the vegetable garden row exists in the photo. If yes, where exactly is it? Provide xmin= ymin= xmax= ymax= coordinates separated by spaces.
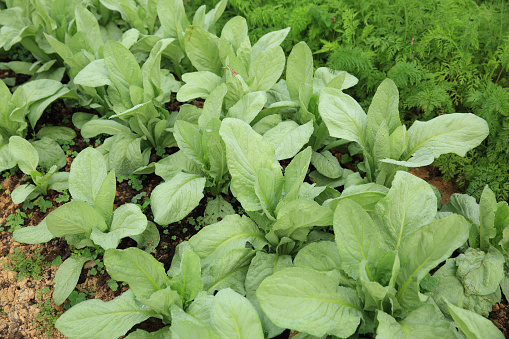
xmin=0 ymin=0 xmax=508 ymax=338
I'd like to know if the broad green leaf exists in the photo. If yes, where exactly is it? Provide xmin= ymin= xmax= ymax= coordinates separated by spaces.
xmin=177 ymin=71 xmax=223 ymax=102
xmin=441 ymin=193 xmax=480 ymax=226
xmin=198 ymin=83 xmax=227 ymax=129
xmin=104 ymin=41 xmax=142 ymax=102
xmin=389 ymin=125 xmax=407 ymax=159
xmin=479 ymin=185 xmax=497 ymax=252
xmin=397 ymin=214 xmax=470 ymax=310
xmin=313 ymin=68 xmax=358 ymax=93
xmin=10 ymin=183 xmax=37 ymax=204
xmin=53 ymin=256 xmax=92 ymax=305
xmin=138 ymin=286 xmax=182 ymax=323
xmin=203 ymin=248 xmax=255 ymax=295
xmin=311 ymin=150 xmax=343 ymax=179
xmin=380 ymin=147 xmax=434 ymax=168
xmin=220 ymin=16 xmax=248 ymax=53
xmin=90 ymin=204 xmax=147 ymax=250
xmin=104 ymin=248 xmax=169 ymax=299
xmin=32 ymin=138 xmax=67 ymax=169
xmin=219 ymin=118 xmax=281 ymax=211
xmin=405 ymin=113 xmax=489 ymax=159
xmin=46 ymin=201 xmax=108 ymax=237
xmin=430 ymin=259 xmax=465 ymax=316
xmin=202 ymin=118 xmax=227 ymax=184
xmin=366 ymin=78 xmax=401 ymax=147
xmin=81 ymin=119 xmax=131 ymax=138
xmin=13 ymin=218 xmax=54 ymax=244
xmin=9 ymin=136 xmax=39 ymax=174
xmin=264 ymin=120 xmax=313 ymax=160
xmin=335 ymin=183 xmax=389 ymax=212
xmin=151 ymin=172 xmax=206 ymax=225
xmin=287 ymin=42 xmax=313 ymax=102
xmin=318 ymin=88 xmax=367 ymax=148
xmin=93 ymin=170 xmax=116 ymax=222
xmin=48 ymin=172 xmax=70 ymax=191
xmin=74 ymin=59 xmax=112 ymax=87
xmin=108 ymin=133 xmax=145 ymax=178
xmin=257 ymin=267 xmax=362 ymax=338
xmin=463 ymin=288 xmax=501 ymax=317
xmin=245 ymin=252 xmax=292 ymax=338
xmin=334 ymin=199 xmax=386 ymax=279
xmin=131 ymin=221 xmax=160 ymax=253
xmin=283 ymin=147 xmax=312 ymax=201
xmin=55 ymin=290 xmax=156 ymax=339
xmin=68 ymin=147 xmax=107 ymax=205
xmin=211 ymin=288 xmax=264 ymax=339
xmin=374 ymin=171 xmax=437 ymax=250
xmin=271 ymin=199 xmax=333 ymax=242
xmin=252 ymin=114 xmax=282 ymax=135
xmin=75 ymin=5 xmax=103 ymax=53
xmin=446 ymin=300 xmax=504 ymax=339
xmin=174 ymin=120 xmax=205 ymax=166
xmin=169 ymin=248 xmax=204 ymax=305
xmin=248 ymin=46 xmax=285 ymax=92
xmin=226 ymin=91 xmax=267 ymax=124
xmin=455 ymin=247 xmax=504 ymax=295
xmin=251 ymin=27 xmax=290 ymax=59
xmin=203 ymin=195 xmax=236 ymax=226
xmin=36 ymin=126 xmax=76 ymax=141
xmin=184 ymin=25 xmax=221 ymax=74
xmin=171 ymin=320 xmax=220 ymax=339
xmin=376 ymin=305 xmax=456 ymax=339
xmin=157 ymin=0 xmax=189 ymax=40
xmin=294 ymin=241 xmax=341 ymax=273
xmin=189 ymin=214 xmax=266 ymax=266
xmin=254 ymin=168 xmax=283 ymax=219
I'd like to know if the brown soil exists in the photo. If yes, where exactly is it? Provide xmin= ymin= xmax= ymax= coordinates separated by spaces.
xmin=491 ymin=298 xmax=509 ymax=338
xmin=409 ymin=165 xmax=461 ymax=204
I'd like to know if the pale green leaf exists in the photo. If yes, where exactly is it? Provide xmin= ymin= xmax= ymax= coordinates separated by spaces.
xmin=257 ymin=267 xmax=362 ymax=338
xmin=104 ymin=248 xmax=170 ymax=299
xmin=151 ymin=172 xmax=206 ymax=225
xmin=211 ymin=288 xmax=264 ymax=339
xmin=53 ymin=256 xmax=92 ymax=305
xmin=55 ymin=290 xmax=155 ymax=339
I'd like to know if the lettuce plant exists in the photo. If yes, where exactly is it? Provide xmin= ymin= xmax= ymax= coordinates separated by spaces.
xmin=13 ymin=147 xmax=158 ymax=305
xmin=0 ymin=79 xmax=76 ymax=172
xmin=430 ymin=185 xmax=509 ymax=317
xmin=256 ymin=171 xmax=503 ymax=338
xmin=0 ymin=0 xmax=111 ymax=79
xmin=54 ymin=245 xmax=264 ymax=339
xmin=73 ymin=39 xmax=181 ymax=177
xmin=318 ymin=78 xmax=490 ymax=187
xmin=8 ymin=135 xmax=70 ymax=204
xmin=178 ymin=118 xmax=361 ymax=337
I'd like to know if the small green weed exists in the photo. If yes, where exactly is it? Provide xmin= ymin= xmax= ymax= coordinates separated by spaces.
xmin=107 ymin=279 xmax=119 ymax=292
xmin=2 ymin=247 xmax=48 ymax=280
xmin=187 ymin=216 xmax=205 ymax=231
xmin=3 ymin=210 xmax=31 ymax=232
xmin=35 ymin=198 xmax=52 ymax=213
xmin=56 ymin=139 xmax=75 ymax=153
xmin=55 ymin=190 xmax=70 ymax=203
xmin=63 ymin=287 xmax=94 ymax=311
xmin=89 ymin=259 xmax=105 ymax=276
xmin=33 ymin=287 xmax=59 ymax=338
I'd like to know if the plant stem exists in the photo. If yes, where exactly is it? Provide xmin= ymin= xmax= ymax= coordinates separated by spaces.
xmin=20 ymin=37 xmax=51 ymax=63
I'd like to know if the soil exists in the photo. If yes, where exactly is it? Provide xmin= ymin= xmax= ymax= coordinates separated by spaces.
xmin=0 ymin=73 xmax=506 ymax=338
